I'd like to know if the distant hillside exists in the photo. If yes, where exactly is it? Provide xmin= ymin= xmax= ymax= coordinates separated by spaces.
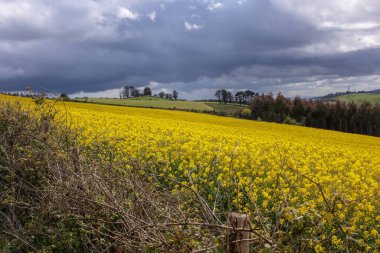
xmin=75 ymin=97 xmax=214 ymax=111
xmin=370 ymin=89 xmax=380 ymax=94
xmin=328 ymin=93 xmax=380 ymax=104
xmin=318 ymin=89 xmax=380 ymax=104
xmin=74 ymin=97 xmax=247 ymax=116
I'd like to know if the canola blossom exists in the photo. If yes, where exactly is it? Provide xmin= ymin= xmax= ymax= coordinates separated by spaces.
xmin=2 ymin=95 xmax=379 ymax=251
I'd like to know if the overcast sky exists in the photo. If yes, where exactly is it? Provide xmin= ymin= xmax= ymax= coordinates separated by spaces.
xmin=1 ymin=0 xmax=380 ymax=99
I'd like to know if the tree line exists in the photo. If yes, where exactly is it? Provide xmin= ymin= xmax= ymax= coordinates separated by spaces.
xmin=214 ymin=89 xmax=380 ymax=136
xmin=120 ymin=86 xmax=179 ymax=100
xmin=214 ymin=89 xmax=258 ymax=104
xmin=248 ymin=93 xmax=380 ymax=137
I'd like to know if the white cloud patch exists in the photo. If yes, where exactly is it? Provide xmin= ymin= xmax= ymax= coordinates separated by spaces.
xmin=272 ymin=0 xmax=380 ymax=53
xmin=275 ymin=75 xmax=380 ymax=97
xmin=0 ymin=1 xmax=48 ymax=23
xmin=207 ymin=2 xmax=223 ymax=11
xmin=148 ymin=11 xmax=156 ymax=22
xmin=319 ymin=21 xmax=380 ymax=30
xmin=184 ymin=21 xmax=203 ymax=31
xmin=117 ymin=7 xmax=140 ymax=20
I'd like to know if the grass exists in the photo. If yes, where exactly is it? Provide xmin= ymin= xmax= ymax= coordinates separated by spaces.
xmin=74 ymin=98 xmax=248 ymax=116
xmin=75 ymin=97 xmax=214 ymax=111
xmin=120 ymin=96 xmax=167 ymax=100
xmin=329 ymin=93 xmax=380 ymax=104
xmin=206 ymin=102 xmax=247 ymax=115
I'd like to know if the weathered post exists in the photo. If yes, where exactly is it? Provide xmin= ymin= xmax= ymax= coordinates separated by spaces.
xmin=227 ymin=212 xmax=250 ymax=253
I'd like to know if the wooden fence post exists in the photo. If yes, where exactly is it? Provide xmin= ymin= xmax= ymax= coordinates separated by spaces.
xmin=227 ymin=212 xmax=250 ymax=253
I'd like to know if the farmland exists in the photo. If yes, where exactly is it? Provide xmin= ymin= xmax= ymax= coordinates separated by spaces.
xmin=206 ymin=102 xmax=247 ymax=115
xmin=75 ymin=97 xmax=214 ymax=111
xmin=328 ymin=93 xmax=380 ymax=104
xmin=1 ymin=94 xmax=380 ymax=252
xmin=74 ymin=97 xmax=249 ymax=116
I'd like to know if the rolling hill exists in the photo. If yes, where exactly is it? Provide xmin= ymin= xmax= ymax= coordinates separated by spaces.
xmin=75 ymin=97 xmax=214 ymax=111
xmin=1 ymin=94 xmax=380 ymax=252
xmin=328 ymin=93 xmax=380 ymax=104
xmin=75 ymin=97 xmax=247 ymax=116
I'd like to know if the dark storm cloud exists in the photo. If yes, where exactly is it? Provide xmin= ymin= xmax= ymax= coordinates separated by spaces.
xmin=0 ymin=0 xmax=380 ymax=98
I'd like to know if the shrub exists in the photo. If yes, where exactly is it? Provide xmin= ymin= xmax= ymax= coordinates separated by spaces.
xmin=283 ymin=115 xmax=298 ymax=125
xmin=240 ymin=108 xmax=252 ymax=118
xmin=0 ymin=101 xmax=220 ymax=252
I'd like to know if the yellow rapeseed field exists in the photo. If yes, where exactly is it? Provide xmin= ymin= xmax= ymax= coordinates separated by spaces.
xmin=2 ymin=95 xmax=379 ymax=252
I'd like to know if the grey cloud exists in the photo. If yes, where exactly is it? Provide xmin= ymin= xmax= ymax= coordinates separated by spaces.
xmin=0 ymin=0 xmax=379 ymax=98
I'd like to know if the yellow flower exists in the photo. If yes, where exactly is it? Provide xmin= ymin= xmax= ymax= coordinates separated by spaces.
xmin=2 ymin=94 xmax=380 ymax=249
xmin=314 ymin=243 xmax=324 ymax=253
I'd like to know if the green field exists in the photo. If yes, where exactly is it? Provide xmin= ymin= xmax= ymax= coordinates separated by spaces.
xmin=75 ymin=97 xmax=214 ymax=111
xmin=206 ymin=102 xmax=247 ymax=115
xmin=75 ymin=97 xmax=248 ymax=115
xmin=329 ymin=93 xmax=380 ymax=104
